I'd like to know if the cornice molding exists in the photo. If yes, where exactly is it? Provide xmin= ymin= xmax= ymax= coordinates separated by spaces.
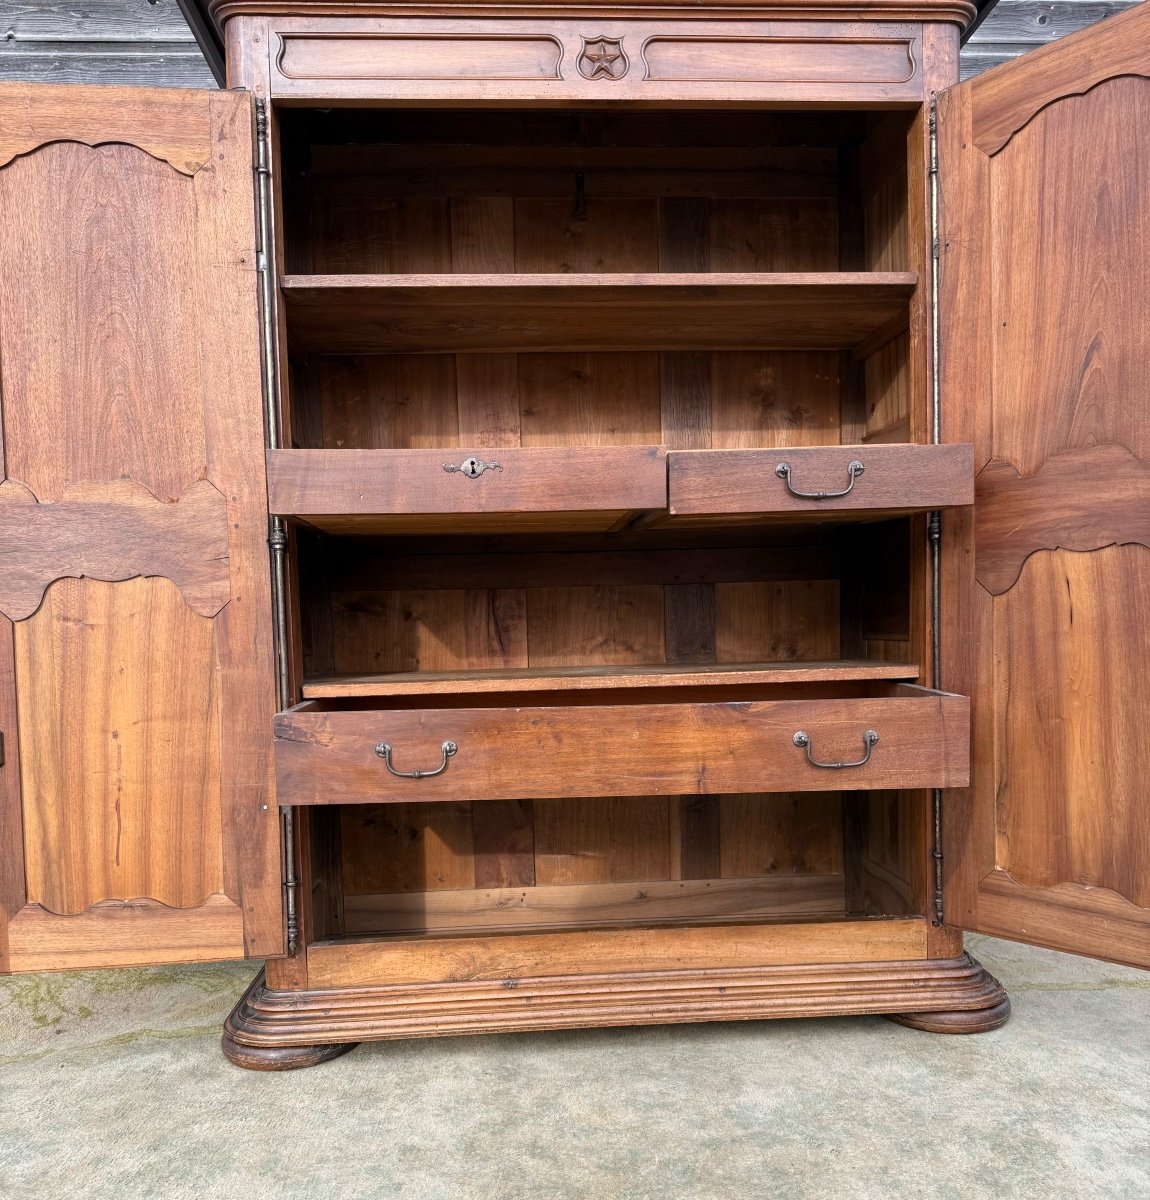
xmin=201 ymin=0 xmax=977 ymax=33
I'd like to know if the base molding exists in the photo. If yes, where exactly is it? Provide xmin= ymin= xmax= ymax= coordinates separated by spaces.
xmin=222 ymin=951 xmax=1008 ymax=1068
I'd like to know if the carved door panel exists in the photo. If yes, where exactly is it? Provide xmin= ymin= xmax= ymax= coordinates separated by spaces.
xmin=938 ymin=5 xmax=1150 ymax=967
xmin=0 ymin=84 xmax=281 ymax=971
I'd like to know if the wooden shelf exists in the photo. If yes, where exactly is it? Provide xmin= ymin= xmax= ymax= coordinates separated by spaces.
xmin=281 ymin=272 xmax=916 ymax=354
xmin=302 ymin=660 xmax=920 ymax=699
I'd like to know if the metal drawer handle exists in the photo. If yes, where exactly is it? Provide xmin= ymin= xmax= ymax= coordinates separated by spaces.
xmin=793 ymin=729 xmax=878 ymax=769
xmin=375 ymin=740 xmax=458 ymax=779
xmin=444 ymin=457 xmax=502 ymax=479
xmin=775 ymin=459 xmax=864 ymax=500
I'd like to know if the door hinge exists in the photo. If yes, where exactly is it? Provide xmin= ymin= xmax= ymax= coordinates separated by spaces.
xmin=0 ymin=730 xmax=5 ymax=767
xmin=932 ymin=794 xmax=945 ymax=928
xmin=254 ymin=98 xmax=298 ymax=957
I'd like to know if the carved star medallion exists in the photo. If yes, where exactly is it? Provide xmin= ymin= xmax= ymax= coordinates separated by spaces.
xmin=578 ymin=36 xmax=628 ymax=81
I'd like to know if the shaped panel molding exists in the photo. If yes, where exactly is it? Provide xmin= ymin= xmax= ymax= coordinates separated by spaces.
xmin=975 ymin=444 xmax=1150 ymax=595
xmin=0 ymin=478 xmax=231 ymax=620
xmin=0 ymin=84 xmax=212 ymax=175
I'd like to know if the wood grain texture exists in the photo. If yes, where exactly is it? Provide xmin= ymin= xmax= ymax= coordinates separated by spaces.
xmin=15 ymin=578 xmax=222 ymax=916
xmin=0 ymin=87 xmax=281 ymax=964
xmin=341 ymin=804 xmax=474 ymax=894
xmin=939 ymin=36 xmax=1150 ymax=964
xmin=282 ymin=274 xmax=916 ymax=354
xmin=296 ymin=349 xmax=860 ymax=458
xmin=223 ymin=952 xmax=1008 ymax=1062
xmin=275 ymin=687 xmax=970 ymax=805
xmin=669 ymin=443 xmax=973 ymax=516
xmin=970 ymin=0 xmax=1150 ymax=154
xmin=989 ymin=548 xmax=1150 ymax=909
xmin=0 ymin=82 xmax=211 ymax=173
xmin=0 ymin=142 xmax=207 ymax=503
xmin=303 ymin=660 xmax=919 ymax=699
xmin=975 ymin=445 xmax=1150 ymax=595
xmin=5 ymin=894 xmax=245 ymax=971
xmin=306 ymin=918 xmax=932 ymax=988
xmin=342 ymin=874 xmax=845 ymax=934
xmin=0 ymin=479 xmax=230 ymax=620
xmin=266 ymin=446 xmax=667 ymax=519
xmin=0 ymin=618 xmax=23 ymax=972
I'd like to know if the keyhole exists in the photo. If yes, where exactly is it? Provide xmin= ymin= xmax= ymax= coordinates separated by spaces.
xmin=463 ymin=458 xmax=482 ymax=478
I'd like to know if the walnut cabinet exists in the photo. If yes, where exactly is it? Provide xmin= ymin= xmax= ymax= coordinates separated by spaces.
xmin=0 ymin=0 xmax=1147 ymax=1069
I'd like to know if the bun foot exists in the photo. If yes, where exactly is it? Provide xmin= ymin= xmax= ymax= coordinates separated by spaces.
xmin=222 ymin=1029 xmax=357 ymax=1071
xmin=888 ymin=993 xmax=1011 ymax=1034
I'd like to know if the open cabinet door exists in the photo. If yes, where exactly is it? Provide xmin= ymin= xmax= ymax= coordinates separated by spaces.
xmin=938 ymin=5 xmax=1150 ymax=968
xmin=0 ymin=84 xmax=282 ymax=970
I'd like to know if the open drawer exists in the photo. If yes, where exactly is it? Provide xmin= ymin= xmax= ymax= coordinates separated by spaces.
xmin=266 ymin=446 xmax=668 ymax=534
xmin=667 ymin=444 xmax=974 ymax=522
xmin=273 ymin=683 xmax=969 ymax=805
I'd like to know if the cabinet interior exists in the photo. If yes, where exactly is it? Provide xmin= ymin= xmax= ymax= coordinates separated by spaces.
xmin=275 ymin=103 xmax=928 ymax=946
xmin=279 ymin=106 xmax=916 ymax=448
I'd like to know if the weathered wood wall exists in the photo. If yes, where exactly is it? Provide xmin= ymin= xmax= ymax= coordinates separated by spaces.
xmin=0 ymin=0 xmax=1139 ymax=87
xmin=0 ymin=0 xmax=216 ymax=86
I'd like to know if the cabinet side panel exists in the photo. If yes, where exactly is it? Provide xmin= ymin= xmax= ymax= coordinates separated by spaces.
xmin=0 ymin=84 xmax=280 ymax=968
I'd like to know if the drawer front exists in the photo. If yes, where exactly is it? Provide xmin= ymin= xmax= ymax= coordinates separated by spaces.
xmin=268 ymin=19 xmax=924 ymax=104
xmin=668 ymin=444 xmax=974 ymax=518
xmin=274 ymin=688 xmax=969 ymax=805
xmin=266 ymin=446 xmax=667 ymax=518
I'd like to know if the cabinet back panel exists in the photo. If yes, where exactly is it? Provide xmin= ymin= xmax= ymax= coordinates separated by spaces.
xmin=337 ymin=790 xmax=859 ymax=936
xmin=292 ymin=349 xmax=854 ymax=450
xmin=279 ymin=109 xmax=909 ymax=277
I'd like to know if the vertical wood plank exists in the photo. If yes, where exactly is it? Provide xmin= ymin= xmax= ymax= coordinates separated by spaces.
xmin=534 ymin=797 xmax=671 ymax=885
xmin=514 ymin=198 xmax=658 ymax=272
xmin=199 ymin=91 xmax=281 ymax=954
xmin=660 ymin=352 xmax=712 ymax=450
xmin=456 ymin=354 xmax=521 ymax=447
xmin=720 ymin=794 xmax=844 ymax=878
xmin=709 ymin=199 xmax=839 ymax=271
xmin=663 ymin=584 xmax=716 ymax=665
xmin=0 ymin=616 xmax=24 ymax=969
xmin=678 ymin=797 xmax=722 ymax=880
xmin=341 ymin=804 xmax=475 ymax=894
xmin=658 ymin=197 xmax=710 ymax=271
xmin=714 ymin=581 xmax=841 ymax=662
xmin=472 ymin=801 xmax=536 ymax=889
xmin=320 ymin=356 xmax=459 ymax=450
xmin=331 ymin=589 xmax=528 ymax=675
xmin=518 ymin=353 xmax=661 ymax=448
xmin=527 ymin=586 xmax=665 ymax=667
xmin=710 ymin=353 xmax=841 ymax=449
xmin=451 ymin=196 xmax=515 ymax=272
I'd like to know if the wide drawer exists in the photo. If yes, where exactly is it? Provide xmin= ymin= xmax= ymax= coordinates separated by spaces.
xmin=274 ymin=684 xmax=969 ymax=805
xmin=667 ymin=444 xmax=974 ymax=521
xmin=266 ymin=446 xmax=667 ymax=534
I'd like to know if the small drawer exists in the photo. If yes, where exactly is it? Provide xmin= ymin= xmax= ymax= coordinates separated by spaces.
xmin=266 ymin=446 xmax=667 ymax=535
xmin=273 ymin=684 xmax=969 ymax=806
xmin=667 ymin=444 xmax=974 ymax=521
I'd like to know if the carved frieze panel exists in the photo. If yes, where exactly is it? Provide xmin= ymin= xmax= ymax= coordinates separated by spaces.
xmin=269 ymin=20 xmax=923 ymax=103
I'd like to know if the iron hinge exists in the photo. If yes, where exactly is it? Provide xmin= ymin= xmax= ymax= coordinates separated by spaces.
xmin=0 ymin=730 xmax=5 ymax=767
xmin=254 ymin=97 xmax=298 ymax=958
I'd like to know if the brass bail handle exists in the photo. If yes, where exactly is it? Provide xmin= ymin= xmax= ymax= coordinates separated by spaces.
xmin=444 ymin=457 xmax=502 ymax=479
xmin=775 ymin=459 xmax=864 ymax=500
xmin=375 ymin=740 xmax=458 ymax=779
xmin=793 ymin=729 xmax=879 ymax=769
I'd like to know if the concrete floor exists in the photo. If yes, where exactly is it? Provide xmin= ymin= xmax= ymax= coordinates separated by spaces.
xmin=1 ymin=935 xmax=1147 ymax=1200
